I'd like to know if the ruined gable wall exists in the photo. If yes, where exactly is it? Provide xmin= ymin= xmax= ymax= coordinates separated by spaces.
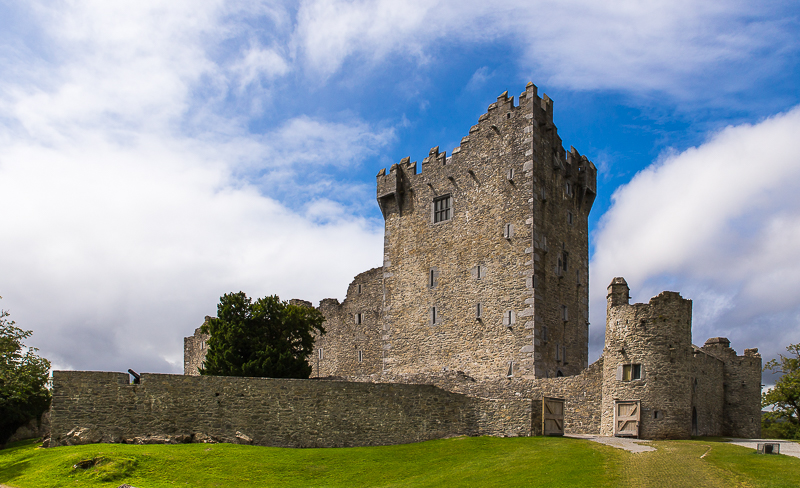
xmin=311 ymin=267 xmax=383 ymax=377
xmin=49 ymin=371 xmax=532 ymax=448
xmin=602 ymin=280 xmax=694 ymax=439
xmin=377 ymin=83 xmax=595 ymax=381
xmin=183 ymin=319 xmax=210 ymax=375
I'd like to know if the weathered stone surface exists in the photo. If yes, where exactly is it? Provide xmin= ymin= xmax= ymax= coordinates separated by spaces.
xmin=602 ymin=278 xmax=761 ymax=439
xmin=49 ymin=371 xmax=532 ymax=448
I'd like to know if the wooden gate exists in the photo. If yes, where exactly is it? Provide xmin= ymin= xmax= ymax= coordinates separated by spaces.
xmin=542 ymin=397 xmax=565 ymax=436
xmin=614 ymin=400 xmax=640 ymax=437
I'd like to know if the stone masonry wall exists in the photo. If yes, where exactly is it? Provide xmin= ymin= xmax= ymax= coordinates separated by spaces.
xmin=312 ymin=268 xmax=384 ymax=377
xmin=49 ymin=371 xmax=532 ymax=448
xmin=701 ymin=338 xmax=762 ymax=438
xmin=691 ymin=348 xmax=725 ymax=436
xmin=183 ymin=318 xmax=210 ymax=376
xmin=344 ymin=356 xmax=604 ymax=436
xmin=377 ymin=83 xmax=596 ymax=381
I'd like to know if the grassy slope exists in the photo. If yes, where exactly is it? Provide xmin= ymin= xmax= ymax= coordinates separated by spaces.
xmin=1 ymin=436 xmax=799 ymax=488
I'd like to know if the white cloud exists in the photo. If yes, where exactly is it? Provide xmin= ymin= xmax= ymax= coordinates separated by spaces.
xmin=590 ymin=106 xmax=800 ymax=366
xmin=293 ymin=0 xmax=797 ymax=98
xmin=0 ymin=1 xmax=389 ymax=374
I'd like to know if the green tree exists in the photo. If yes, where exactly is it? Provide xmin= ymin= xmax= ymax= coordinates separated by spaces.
xmin=200 ymin=292 xmax=325 ymax=378
xmin=762 ymin=342 xmax=800 ymax=439
xmin=0 ymin=298 xmax=51 ymax=446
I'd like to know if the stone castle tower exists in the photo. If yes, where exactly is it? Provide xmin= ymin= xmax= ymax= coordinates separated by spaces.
xmin=375 ymin=84 xmax=596 ymax=379
xmin=180 ymin=84 xmax=762 ymax=440
xmin=186 ymin=84 xmax=596 ymax=381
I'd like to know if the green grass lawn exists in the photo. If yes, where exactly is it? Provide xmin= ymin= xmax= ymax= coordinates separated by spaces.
xmin=1 ymin=436 xmax=798 ymax=487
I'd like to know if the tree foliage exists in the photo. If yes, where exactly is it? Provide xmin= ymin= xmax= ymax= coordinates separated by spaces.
xmin=762 ymin=342 xmax=800 ymax=439
xmin=0 ymin=300 xmax=51 ymax=446
xmin=199 ymin=292 xmax=325 ymax=379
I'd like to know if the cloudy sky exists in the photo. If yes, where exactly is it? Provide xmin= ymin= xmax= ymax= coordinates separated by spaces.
xmin=1 ymin=1 xmax=799 ymax=381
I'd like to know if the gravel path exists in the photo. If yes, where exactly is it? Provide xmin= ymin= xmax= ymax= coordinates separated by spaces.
xmin=724 ymin=438 xmax=800 ymax=458
xmin=565 ymin=434 xmax=656 ymax=453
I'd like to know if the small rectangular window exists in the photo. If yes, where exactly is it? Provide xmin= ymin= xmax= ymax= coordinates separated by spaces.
xmin=561 ymin=305 xmax=568 ymax=321
xmin=507 ymin=168 xmax=515 ymax=180
xmin=506 ymin=361 xmax=514 ymax=378
xmin=318 ymin=348 xmax=323 ymax=360
xmin=358 ymin=350 xmax=363 ymax=363
xmin=503 ymin=223 xmax=514 ymax=239
xmin=357 ymin=284 xmax=362 ymax=294
xmin=567 ymin=211 xmax=573 ymax=225
xmin=562 ymin=251 xmax=569 ymax=272
xmin=433 ymin=195 xmax=452 ymax=223
xmin=477 ymin=265 xmax=483 ymax=279
xmin=355 ymin=313 xmax=362 ymax=325
xmin=429 ymin=267 xmax=438 ymax=288
xmin=621 ymin=364 xmax=643 ymax=381
xmin=476 ymin=303 xmax=482 ymax=319
xmin=565 ymin=181 xmax=573 ymax=196
xmin=542 ymin=326 xmax=548 ymax=342
xmin=431 ymin=306 xmax=440 ymax=325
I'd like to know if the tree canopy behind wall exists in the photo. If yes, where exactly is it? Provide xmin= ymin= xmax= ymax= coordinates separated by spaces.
xmin=0 ymin=298 xmax=51 ymax=446
xmin=200 ymin=293 xmax=325 ymax=379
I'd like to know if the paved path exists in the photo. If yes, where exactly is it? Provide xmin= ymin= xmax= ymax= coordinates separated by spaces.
xmin=565 ymin=434 xmax=656 ymax=453
xmin=724 ymin=438 xmax=800 ymax=458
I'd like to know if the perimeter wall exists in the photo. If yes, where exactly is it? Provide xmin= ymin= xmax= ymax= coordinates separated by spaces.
xmin=49 ymin=371 xmax=533 ymax=448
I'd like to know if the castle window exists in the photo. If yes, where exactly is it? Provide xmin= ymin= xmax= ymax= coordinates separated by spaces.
xmin=618 ymin=363 xmax=643 ymax=381
xmin=355 ymin=313 xmax=363 ymax=325
xmin=503 ymin=223 xmax=514 ymax=239
xmin=318 ymin=348 xmax=323 ymax=360
xmin=476 ymin=302 xmax=483 ymax=320
xmin=472 ymin=265 xmax=485 ymax=280
xmin=430 ymin=306 xmax=440 ymax=326
xmin=429 ymin=267 xmax=439 ymax=288
xmin=542 ymin=326 xmax=548 ymax=342
xmin=357 ymin=284 xmax=362 ymax=294
xmin=530 ymin=274 xmax=538 ymax=289
xmin=433 ymin=195 xmax=452 ymax=223
xmin=561 ymin=305 xmax=568 ymax=321
xmin=503 ymin=310 xmax=516 ymax=327
xmin=565 ymin=181 xmax=573 ymax=197
xmin=507 ymin=168 xmax=515 ymax=181
xmin=506 ymin=361 xmax=514 ymax=377
xmin=358 ymin=350 xmax=363 ymax=363
xmin=567 ymin=211 xmax=573 ymax=225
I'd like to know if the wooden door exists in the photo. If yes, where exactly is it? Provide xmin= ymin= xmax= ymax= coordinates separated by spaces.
xmin=542 ymin=397 xmax=565 ymax=436
xmin=614 ymin=400 xmax=640 ymax=437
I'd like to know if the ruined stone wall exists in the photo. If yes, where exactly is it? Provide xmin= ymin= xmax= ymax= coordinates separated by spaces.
xmin=701 ymin=339 xmax=762 ymax=438
xmin=311 ymin=268 xmax=383 ymax=377
xmin=691 ymin=348 xmax=725 ymax=436
xmin=377 ymin=83 xmax=596 ymax=381
xmin=602 ymin=279 xmax=694 ymax=439
xmin=183 ymin=318 xmax=210 ymax=375
xmin=50 ymin=371 xmax=533 ymax=448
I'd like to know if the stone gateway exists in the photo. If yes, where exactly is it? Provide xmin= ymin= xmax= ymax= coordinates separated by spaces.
xmin=49 ymin=84 xmax=761 ymax=447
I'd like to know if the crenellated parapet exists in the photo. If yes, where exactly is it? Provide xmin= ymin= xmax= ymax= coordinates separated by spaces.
xmin=376 ymin=82 xmax=597 ymax=220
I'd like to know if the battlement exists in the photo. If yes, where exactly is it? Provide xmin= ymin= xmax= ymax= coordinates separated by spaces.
xmin=376 ymin=83 xmax=597 ymax=219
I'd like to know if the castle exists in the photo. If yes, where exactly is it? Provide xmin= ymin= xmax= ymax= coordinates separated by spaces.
xmin=46 ymin=84 xmax=761 ymax=448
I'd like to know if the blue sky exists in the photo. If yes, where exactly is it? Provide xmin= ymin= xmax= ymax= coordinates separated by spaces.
xmin=1 ymin=1 xmax=799 ymax=381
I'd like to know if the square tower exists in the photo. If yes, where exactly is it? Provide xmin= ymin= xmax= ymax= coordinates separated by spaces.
xmin=377 ymin=84 xmax=596 ymax=379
